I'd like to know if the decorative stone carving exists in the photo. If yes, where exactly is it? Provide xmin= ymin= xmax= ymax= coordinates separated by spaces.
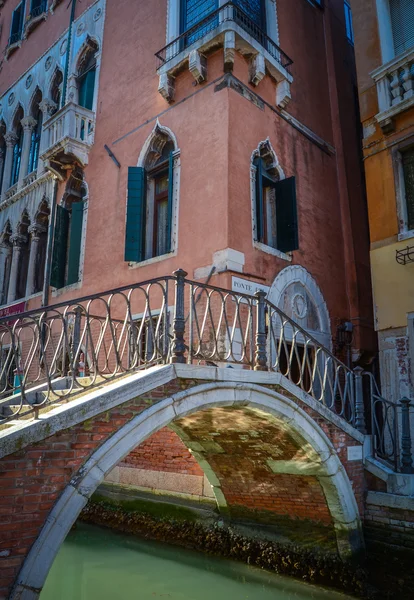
xmin=25 ymin=74 xmax=33 ymax=89
xmin=249 ymin=53 xmax=266 ymax=87
xmin=224 ymin=31 xmax=236 ymax=72
xmin=21 ymin=116 xmax=37 ymax=132
xmin=10 ymin=233 xmax=28 ymax=247
xmin=45 ymin=56 xmax=53 ymax=71
xmin=60 ymin=39 xmax=68 ymax=56
xmin=291 ymin=293 xmax=308 ymax=319
xmin=276 ymin=80 xmax=291 ymax=109
xmin=39 ymin=98 xmax=58 ymax=117
xmin=8 ymin=93 xmax=15 ymax=106
xmin=158 ymin=73 xmax=175 ymax=103
xmin=4 ymin=132 xmax=18 ymax=148
xmin=94 ymin=8 xmax=103 ymax=21
xmin=189 ymin=50 xmax=207 ymax=84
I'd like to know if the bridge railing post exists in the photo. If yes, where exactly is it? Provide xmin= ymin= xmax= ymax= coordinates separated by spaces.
xmin=353 ymin=367 xmax=366 ymax=434
xmin=400 ymin=397 xmax=414 ymax=474
xmin=170 ymin=269 xmax=188 ymax=364
xmin=254 ymin=291 xmax=267 ymax=371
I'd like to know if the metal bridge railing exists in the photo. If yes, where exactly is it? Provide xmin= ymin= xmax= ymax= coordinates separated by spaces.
xmin=155 ymin=1 xmax=293 ymax=74
xmin=0 ymin=268 xmax=412 ymax=473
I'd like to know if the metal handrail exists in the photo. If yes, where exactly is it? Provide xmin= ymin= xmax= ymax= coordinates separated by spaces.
xmin=155 ymin=1 xmax=293 ymax=73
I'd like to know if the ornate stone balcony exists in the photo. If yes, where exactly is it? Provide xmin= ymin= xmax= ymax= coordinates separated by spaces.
xmin=24 ymin=1 xmax=48 ymax=37
xmin=155 ymin=1 xmax=293 ymax=109
xmin=40 ymin=102 xmax=95 ymax=175
xmin=371 ymin=47 xmax=414 ymax=133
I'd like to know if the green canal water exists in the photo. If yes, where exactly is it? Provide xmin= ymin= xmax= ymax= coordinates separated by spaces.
xmin=41 ymin=523 xmax=356 ymax=600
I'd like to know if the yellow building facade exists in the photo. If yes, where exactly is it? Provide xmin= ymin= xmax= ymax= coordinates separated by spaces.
xmin=350 ymin=0 xmax=414 ymax=401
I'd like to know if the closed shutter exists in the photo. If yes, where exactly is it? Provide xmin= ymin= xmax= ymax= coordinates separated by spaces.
xmin=51 ymin=205 xmax=69 ymax=289
xmin=125 ymin=167 xmax=146 ymax=262
xmin=390 ymin=0 xmax=414 ymax=56
xmin=166 ymin=152 xmax=174 ymax=253
xmin=275 ymin=176 xmax=299 ymax=253
xmin=66 ymin=201 xmax=85 ymax=286
xmin=78 ymin=69 xmax=96 ymax=110
xmin=255 ymin=158 xmax=264 ymax=242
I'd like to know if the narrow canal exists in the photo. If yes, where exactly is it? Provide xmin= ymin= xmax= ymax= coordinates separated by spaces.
xmin=41 ymin=523 xmax=356 ymax=600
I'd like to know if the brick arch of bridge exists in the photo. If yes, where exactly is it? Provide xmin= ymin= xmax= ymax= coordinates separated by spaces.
xmin=8 ymin=382 xmax=363 ymax=600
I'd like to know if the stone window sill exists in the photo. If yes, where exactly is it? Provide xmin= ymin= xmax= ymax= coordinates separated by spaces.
xmin=51 ymin=281 xmax=82 ymax=298
xmin=24 ymin=11 xmax=48 ymax=38
xmin=398 ymin=229 xmax=414 ymax=242
xmin=5 ymin=40 xmax=21 ymax=60
xmin=128 ymin=251 xmax=176 ymax=270
xmin=0 ymin=292 xmax=42 ymax=310
xmin=254 ymin=240 xmax=292 ymax=262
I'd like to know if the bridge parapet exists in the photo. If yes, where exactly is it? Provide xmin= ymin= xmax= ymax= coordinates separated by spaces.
xmin=0 ymin=269 xmax=412 ymax=471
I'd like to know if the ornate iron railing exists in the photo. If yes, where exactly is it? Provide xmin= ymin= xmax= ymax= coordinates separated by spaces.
xmin=0 ymin=270 xmax=358 ymax=428
xmin=155 ymin=1 xmax=293 ymax=74
xmin=8 ymin=32 xmax=22 ymax=47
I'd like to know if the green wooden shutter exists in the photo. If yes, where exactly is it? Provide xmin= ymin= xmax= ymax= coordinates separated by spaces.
xmin=51 ymin=205 xmax=69 ymax=289
xmin=11 ymin=6 xmax=21 ymax=37
xmin=79 ymin=69 xmax=96 ymax=110
xmin=275 ymin=176 xmax=299 ymax=253
xmin=66 ymin=201 xmax=85 ymax=286
xmin=166 ymin=152 xmax=174 ymax=253
xmin=125 ymin=167 xmax=146 ymax=262
xmin=255 ymin=158 xmax=264 ymax=242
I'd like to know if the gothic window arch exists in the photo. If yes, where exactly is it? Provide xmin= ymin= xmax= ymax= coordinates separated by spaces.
xmin=76 ymin=39 xmax=99 ymax=111
xmin=10 ymin=106 xmax=24 ymax=188
xmin=28 ymin=89 xmax=43 ymax=175
xmin=49 ymin=68 xmax=64 ymax=111
xmin=251 ymin=139 xmax=298 ymax=255
xmin=125 ymin=123 xmax=180 ymax=263
xmin=0 ymin=222 xmax=13 ymax=305
xmin=51 ymin=169 xmax=87 ymax=289
xmin=14 ymin=211 xmax=31 ymax=301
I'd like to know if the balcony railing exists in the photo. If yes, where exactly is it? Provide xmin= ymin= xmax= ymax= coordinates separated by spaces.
xmin=155 ymin=1 xmax=293 ymax=74
xmin=372 ymin=47 xmax=414 ymax=131
xmin=7 ymin=31 xmax=21 ymax=47
xmin=29 ymin=1 xmax=48 ymax=20
xmin=41 ymin=102 xmax=95 ymax=168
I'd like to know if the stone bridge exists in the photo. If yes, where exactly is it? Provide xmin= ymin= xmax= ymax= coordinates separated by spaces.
xmin=0 ymin=272 xmax=413 ymax=599
xmin=0 ymin=364 xmax=368 ymax=600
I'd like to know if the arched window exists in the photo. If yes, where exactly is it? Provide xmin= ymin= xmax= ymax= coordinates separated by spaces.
xmin=10 ymin=108 xmax=24 ymax=187
xmin=50 ymin=68 xmax=63 ymax=110
xmin=51 ymin=170 xmax=87 ymax=289
xmin=125 ymin=125 xmax=178 ymax=263
xmin=33 ymin=200 xmax=50 ymax=294
xmin=252 ymin=140 xmax=298 ymax=254
xmin=0 ymin=223 xmax=12 ymax=305
xmin=28 ymin=90 xmax=43 ymax=174
xmin=0 ymin=122 xmax=6 ymax=192
xmin=15 ymin=212 xmax=31 ymax=301
xmin=77 ymin=41 xmax=99 ymax=110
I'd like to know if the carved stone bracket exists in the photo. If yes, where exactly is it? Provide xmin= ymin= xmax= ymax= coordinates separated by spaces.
xmin=189 ymin=50 xmax=207 ymax=84
xmin=249 ymin=53 xmax=266 ymax=87
xmin=10 ymin=233 xmax=28 ymax=247
xmin=39 ymin=98 xmax=58 ymax=117
xmin=276 ymin=80 xmax=292 ymax=109
xmin=4 ymin=132 xmax=18 ymax=148
xmin=158 ymin=73 xmax=175 ymax=103
xmin=224 ymin=31 xmax=236 ymax=72
xmin=21 ymin=116 xmax=37 ymax=132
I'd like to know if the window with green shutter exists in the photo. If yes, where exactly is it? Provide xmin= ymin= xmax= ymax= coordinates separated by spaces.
xmin=402 ymin=147 xmax=414 ymax=231
xmin=51 ymin=205 xmax=69 ymax=289
xmin=66 ymin=201 xmax=85 ymax=286
xmin=254 ymin=156 xmax=298 ymax=254
xmin=125 ymin=139 xmax=175 ymax=263
xmin=9 ymin=2 xmax=25 ymax=45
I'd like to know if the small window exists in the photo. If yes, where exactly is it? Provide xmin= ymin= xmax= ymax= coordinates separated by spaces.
xmin=125 ymin=139 xmax=176 ymax=264
xmin=10 ymin=123 xmax=23 ymax=187
xmin=254 ymin=156 xmax=299 ymax=254
xmin=9 ymin=2 xmax=25 ymax=45
xmin=390 ymin=0 xmax=414 ymax=57
xmin=29 ymin=0 xmax=47 ymax=19
xmin=402 ymin=147 xmax=414 ymax=232
xmin=344 ymin=1 xmax=354 ymax=44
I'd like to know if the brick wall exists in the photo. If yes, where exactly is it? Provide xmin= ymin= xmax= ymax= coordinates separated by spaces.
xmin=122 ymin=428 xmax=203 ymax=476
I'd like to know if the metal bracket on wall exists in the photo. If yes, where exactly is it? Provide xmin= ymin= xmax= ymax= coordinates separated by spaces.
xmin=396 ymin=246 xmax=414 ymax=265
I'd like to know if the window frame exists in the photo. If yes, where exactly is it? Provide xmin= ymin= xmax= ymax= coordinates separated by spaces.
xmin=9 ymin=1 xmax=25 ymax=46
xmin=392 ymin=138 xmax=414 ymax=241
xmin=344 ymin=0 xmax=354 ymax=45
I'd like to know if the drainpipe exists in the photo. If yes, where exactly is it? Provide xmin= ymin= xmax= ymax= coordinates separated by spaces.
xmin=61 ymin=0 xmax=77 ymax=108
xmin=42 ymin=177 xmax=59 ymax=307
